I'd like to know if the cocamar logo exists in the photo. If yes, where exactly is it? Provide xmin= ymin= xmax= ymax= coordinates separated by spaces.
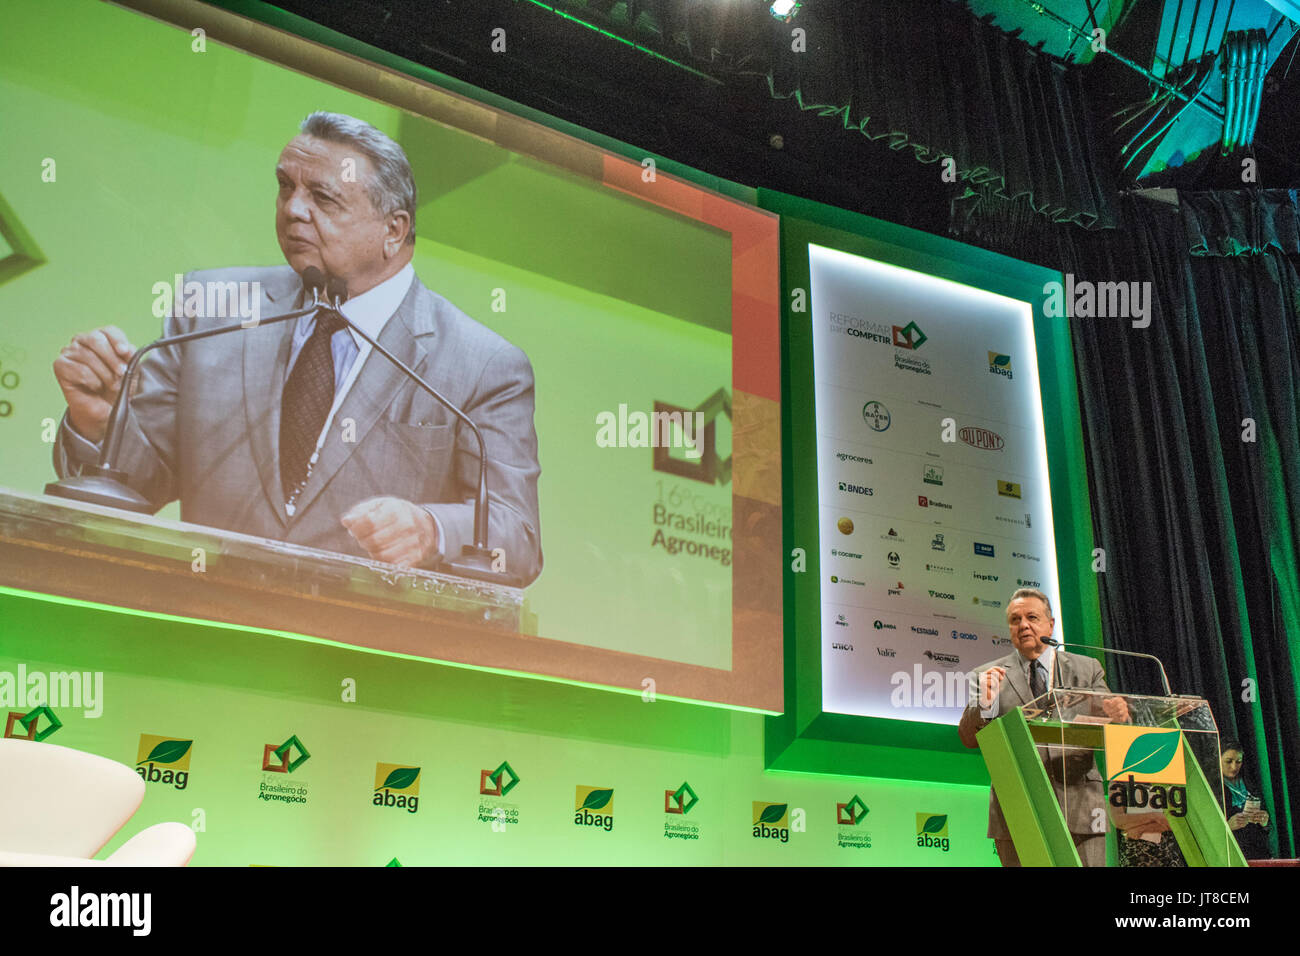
xmin=916 ymin=813 xmax=950 ymax=851
xmin=1105 ymin=727 xmax=1188 ymax=817
xmin=753 ymin=802 xmax=790 ymax=843
xmin=575 ymin=786 xmax=614 ymax=831
xmin=373 ymin=763 xmax=420 ymax=813
xmin=136 ymin=735 xmax=191 ymax=790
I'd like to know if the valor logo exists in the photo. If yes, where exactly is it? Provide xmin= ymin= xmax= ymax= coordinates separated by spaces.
xmin=575 ymin=786 xmax=614 ymax=831
xmin=923 ymin=464 xmax=944 ymax=486
xmin=876 ymin=647 xmax=896 ymax=657
xmin=893 ymin=322 xmax=928 ymax=350
xmin=862 ymin=401 xmax=891 ymax=432
xmin=916 ymin=813 xmax=950 ymax=852
xmin=988 ymin=353 xmax=1013 ymax=379
xmin=1104 ymin=727 xmax=1188 ymax=817
xmin=135 ymin=735 xmax=191 ymax=790
xmin=836 ymin=795 xmax=872 ymax=849
xmin=959 ymin=427 xmax=1005 ymax=451
xmin=752 ymin=802 xmax=790 ymax=843
xmin=373 ymin=764 xmax=420 ymax=814
xmin=478 ymin=760 xmax=521 ymax=826
xmin=997 ymin=479 xmax=1021 ymax=498
xmin=664 ymin=781 xmax=700 ymax=841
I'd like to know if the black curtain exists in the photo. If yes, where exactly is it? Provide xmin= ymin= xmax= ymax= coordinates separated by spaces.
xmin=983 ymin=189 xmax=1300 ymax=858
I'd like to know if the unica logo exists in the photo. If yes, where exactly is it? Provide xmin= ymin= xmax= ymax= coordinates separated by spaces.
xmin=135 ymin=734 xmax=191 ymax=790
xmin=574 ymin=786 xmax=614 ymax=831
xmin=373 ymin=763 xmax=420 ymax=814
xmin=752 ymin=802 xmax=789 ymax=842
xmin=1105 ymin=727 xmax=1188 ymax=817
xmin=916 ymin=813 xmax=949 ymax=851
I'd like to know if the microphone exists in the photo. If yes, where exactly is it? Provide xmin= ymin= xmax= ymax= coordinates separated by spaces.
xmin=307 ymin=270 xmax=509 ymax=586
xmin=46 ymin=283 xmax=328 ymax=512
xmin=1041 ymin=637 xmax=1173 ymax=697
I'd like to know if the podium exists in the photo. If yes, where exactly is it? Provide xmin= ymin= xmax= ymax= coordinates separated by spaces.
xmin=976 ymin=688 xmax=1246 ymax=867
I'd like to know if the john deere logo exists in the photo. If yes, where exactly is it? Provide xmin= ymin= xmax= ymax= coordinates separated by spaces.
xmin=988 ymin=352 xmax=1013 ymax=379
xmin=665 ymin=781 xmax=699 ymax=815
xmin=916 ymin=813 xmax=949 ymax=852
xmin=136 ymin=734 xmax=191 ymax=790
xmin=575 ymin=786 xmax=614 ymax=831
xmin=752 ymin=802 xmax=790 ymax=843
xmin=373 ymin=763 xmax=420 ymax=814
xmin=3 ymin=705 xmax=60 ymax=741
xmin=893 ymin=322 xmax=927 ymax=349
xmin=1105 ymin=726 xmax=1188 ymax=817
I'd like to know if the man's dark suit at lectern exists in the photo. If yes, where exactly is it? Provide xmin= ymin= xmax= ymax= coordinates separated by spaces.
xmin=50 ymin=112 xmax=542 ymax=584
xmin=959 ymin=589 xmax=1127 ymax=867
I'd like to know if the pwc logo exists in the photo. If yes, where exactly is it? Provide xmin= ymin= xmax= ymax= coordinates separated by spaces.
xmin=373 ymin=763 xmax=420 ymax=814
xmin=135 ymin=734 xmax=191 ymax=790
xmin=652 ymin=388 xmax=731 ymax=485
xmin=1105 ymin=727 xmax=1188 ymax=817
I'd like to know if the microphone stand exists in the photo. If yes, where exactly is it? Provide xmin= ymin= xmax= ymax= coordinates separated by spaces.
xmin=1042 ymin=638 xmax=1173 ymax=697
xmin=46 ymin=297 xmax=326 ymax=512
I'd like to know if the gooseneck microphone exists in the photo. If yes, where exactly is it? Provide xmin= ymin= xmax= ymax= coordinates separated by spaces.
xmin=46 ymin=286 xmax=329 ymax=512
xmin=1041 ymin=637 xmax=1174 ymax=697
xmin=303 ymin=268 xmax=507 ymax=585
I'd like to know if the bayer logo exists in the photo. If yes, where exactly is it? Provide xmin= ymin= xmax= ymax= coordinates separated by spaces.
xmin=862 ymin=401 xmax=890 ymax=432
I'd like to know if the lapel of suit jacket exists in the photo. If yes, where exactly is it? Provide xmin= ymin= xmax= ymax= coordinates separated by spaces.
xmin=243 ymin=269 xmax=300 ymax=529
xmin=1002 ymin=651 xmax=1031 ymax=707
xmin=289 ymin=276 xmax=436 ymax=522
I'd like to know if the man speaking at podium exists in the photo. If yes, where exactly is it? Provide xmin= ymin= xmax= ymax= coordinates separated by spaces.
xmin=959 ymin=588 xmax=1128 ymax=866
xmin=50 ymin=112 xmax=542 ymax=584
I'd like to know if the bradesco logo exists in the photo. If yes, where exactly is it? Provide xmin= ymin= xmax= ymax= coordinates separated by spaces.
xmin=959 ymin=426 xmax=1005 ymax=451
xmin=916 ymin=813 xmax=950 ymax=852
xmin=373 ymin=763 xmax=420 ymax=814
xmin=752 ymin=802 xmax=790 ymax=843
xmin=575 ymin=786 xmax=614 ymax=831
xmin=1104 ymin=727 xmax=1188 ymax=817
xmin=135 ymin=735 xmax=191 ymax=790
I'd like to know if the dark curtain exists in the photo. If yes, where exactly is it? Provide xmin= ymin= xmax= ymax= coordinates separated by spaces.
xmin=988 ymin=189 xmax=1300 ymax=858
xmin=762 ymin=0 xmax=1117 ymax=229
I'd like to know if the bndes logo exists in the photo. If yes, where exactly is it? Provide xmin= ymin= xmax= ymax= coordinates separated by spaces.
xmin=839 ymin=481 xmax=874 ymax=496
xmin=927 ymin=590 xmax=955 ymax=601
xmin=973 ymin=573 xmax=999 ymax=582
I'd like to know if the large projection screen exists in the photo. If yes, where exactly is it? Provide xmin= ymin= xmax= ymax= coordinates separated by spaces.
xmin=0 ymin=0 xmax=782 ymax=710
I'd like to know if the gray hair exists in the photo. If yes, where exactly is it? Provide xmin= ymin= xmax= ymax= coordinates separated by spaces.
xmin=1008 ymin=587 xmax=1053 ymax=619
xmin=299 ymin=111 xmax=417 ymax=246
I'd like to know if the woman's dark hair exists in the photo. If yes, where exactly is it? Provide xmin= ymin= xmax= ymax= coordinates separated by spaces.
xmin=1221 ymin=738 xmax=1245 ymax=754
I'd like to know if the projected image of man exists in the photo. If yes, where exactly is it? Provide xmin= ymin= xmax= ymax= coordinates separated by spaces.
xmin=51 ymin=112 xmax=542 ymax=584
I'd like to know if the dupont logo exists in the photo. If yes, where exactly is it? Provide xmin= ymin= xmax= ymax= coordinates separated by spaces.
xmin=959 ymin=426 xmax=1005 ymax=451
xmin=927 ymin=590 xmax=955 ymax=601
xmin=910 ymin=625 xmax=939 ymax=636
xmin=664 ymin=781 xmax=701 ymax=841
xmin=873 ymin=620 xmax=897 ymax=630
xmin=3 ymin=705 xmax=61 ymax=742
xmin=839 ymin=481 xmax=874 ymax=496
xmin=575 ymin=786 xmax=615 ymax=831
xmin=916 ymin=813 xmax=950 ymax=852
xmin=752 ymin=802 xmax=790 ymax=843
xmin=373 ymin=764 xmax=420 ymax=814
xmin=923 ymin=464 xmax=943 ymax=485
xmin=974 ymin=542 xmax=995 ymax=557
xmin=862 ymin=401 xmax=891 ymax=432
xmin=135 ymin=735 xmax=191 ymax=790
xmin=988 ymin=352 xmax=1013 ymax=379
xmin=997 ymin=479 xmax=1021 ymax=498
xmin=893 ymin=322 xmax=927 ymax=350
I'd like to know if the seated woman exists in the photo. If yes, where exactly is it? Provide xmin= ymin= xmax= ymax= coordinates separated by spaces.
xmin=1220 ymin=739 xmax=1270 ymax=860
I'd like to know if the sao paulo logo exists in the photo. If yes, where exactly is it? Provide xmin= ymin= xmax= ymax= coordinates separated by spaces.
xmin=1104 ymin=726 xmax=1188 ymax=817
xmin=575 ymin=785 xmax=614 ymax=831
xmin=988 ymin=352 xmax=1013 ymax=379
xmin=916 ymin=813 xmax=950 ymax=851
xmin=753 ymin=802 xmax=790 ymax=843
xmin=136 ymin=734 xmax=191 ymax=790
xmin=373 ymin=763 xmax=420 ymax=813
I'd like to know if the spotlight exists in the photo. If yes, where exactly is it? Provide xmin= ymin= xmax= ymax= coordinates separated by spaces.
xmin=770 ymin=1 xmax=801 ymax=22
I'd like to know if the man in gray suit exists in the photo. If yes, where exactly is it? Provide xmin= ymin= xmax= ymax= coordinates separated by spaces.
xmin=958 ymin=588 xmax=1129 ymax=866
xmin=51 ymin=112 xmax=542 ymax=585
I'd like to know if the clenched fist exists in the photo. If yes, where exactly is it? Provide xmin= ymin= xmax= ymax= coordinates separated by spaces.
xmin=52 ymin=325 xmax=137 ymax=442
xmin=978 ymin=666 xmax=1007 ymax=709
xmin=341 ymin=496 xmax=440 ymax=568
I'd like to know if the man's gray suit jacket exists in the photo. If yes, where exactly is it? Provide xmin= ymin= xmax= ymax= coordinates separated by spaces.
xmin=54 ymin=265 xmax=543 ymax=585
xmin=958 ymin=649 xmax=1109 ymax=838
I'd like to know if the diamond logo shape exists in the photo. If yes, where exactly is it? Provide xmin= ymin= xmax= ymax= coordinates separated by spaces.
xmin=263 ymin=735 xmax=310 ymax=773
xmin=837 ymin=795 xmax=869 ymax=825
xmin=480 ymin=760 xmax=520 ymax=797
xmin=664 ymin=781 xmax=699 ymax=815
xmin=4 ymin=706 xmax=61 ymax=742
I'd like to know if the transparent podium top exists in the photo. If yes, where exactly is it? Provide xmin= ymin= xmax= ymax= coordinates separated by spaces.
xmin=1016 ymin=689 xmax=1230 ymax=864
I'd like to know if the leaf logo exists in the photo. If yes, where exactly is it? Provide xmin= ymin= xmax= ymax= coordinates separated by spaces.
xmin=756 ymin=802 xmax=788 ymax=825
xmin=580 ymin=788 xmax=613 ymax=811
xmin=145 ymin=739 xmax=192 ymax=765
xmin=381 ymin=767 xmax=420 ymax=792
xmin=1108 ymin=731 xmax=1180 ymax=782
xmin=136 ymin=734 xmax=193 ymax=769
xmin=992 ymin=354 xmax=1011 ymax=367
xmin=920 ymin=814 xmax=948 ymax=835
